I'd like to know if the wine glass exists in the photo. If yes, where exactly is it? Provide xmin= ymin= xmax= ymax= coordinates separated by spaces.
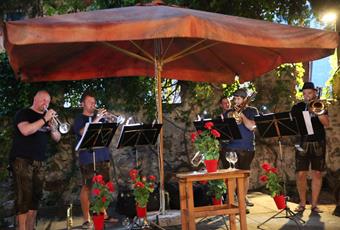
xmin=229 ymin=152 xmax=238 ymax=170
xmin=225 ymin=152 xmax=232 ymax=170
xmin=122 ymin=217 xmax=130 ymax=228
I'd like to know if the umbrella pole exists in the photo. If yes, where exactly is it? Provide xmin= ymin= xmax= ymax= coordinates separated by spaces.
xmin=155 ymin=59 xmax=166 ymax=214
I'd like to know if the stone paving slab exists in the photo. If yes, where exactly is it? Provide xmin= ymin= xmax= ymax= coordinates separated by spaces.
xmin=35 ymin=192 xmax=339 ymax=230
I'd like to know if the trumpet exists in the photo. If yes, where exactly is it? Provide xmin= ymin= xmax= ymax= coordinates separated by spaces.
xmin=191 ymin=151 xmax=205 ymax=167
xmin=307 ymin=87 xmax=329 ymax=116
xmin=95 ymin=109 xmax=126 ymax=124
xmin=308 ymin=100 xmax=329 ymax=116
xmin=45 ymin=108 xmax=70 ymax=134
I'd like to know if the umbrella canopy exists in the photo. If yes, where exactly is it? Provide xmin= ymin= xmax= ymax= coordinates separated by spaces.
xmin=3 ymin=5 xmax=338 ymax=83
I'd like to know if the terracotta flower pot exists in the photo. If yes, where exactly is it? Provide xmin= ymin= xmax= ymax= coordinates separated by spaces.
xmin=212 ymin=197 xmax=222 ymax=205
xmin=273 ymin=195 xmax=286 ymax=209
xmin=136 ymin=204 xmax=147 ymax=218
xmin=204 ymin=159 xmax=218 ymax=172
xmin=92 ymin=212 xmax=104 ymax=230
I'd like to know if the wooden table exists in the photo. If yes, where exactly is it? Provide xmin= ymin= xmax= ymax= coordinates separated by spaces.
xmin=176 ymin=169 xmax=250 ymax=230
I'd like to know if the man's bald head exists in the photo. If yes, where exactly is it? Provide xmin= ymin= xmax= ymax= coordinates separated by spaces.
xmin=32 ymin=90 xmax=51 ymax=112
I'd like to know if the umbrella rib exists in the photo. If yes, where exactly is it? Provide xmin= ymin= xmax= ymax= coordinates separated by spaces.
xmin=164 ymin=41 xmax=219 ymax=64
xmin=102 ymin=42 xmax=154 ymax=64
xmin=161 ymin=38 xmax=174 ymax=60
xmin=163 ymin=39 xmax=207 ymax=64
xmin=130 ymin=40 xmax=155 ymax=61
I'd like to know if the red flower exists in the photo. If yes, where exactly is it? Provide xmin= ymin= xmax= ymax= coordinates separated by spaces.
xmin=92 ymin=188 xmax=100 ymax=196
xmin=260 ymin=175 xmax=268 ymax=182
xmin=92 ymin=175 xmax=104 ymax=184
xmin=270 ymin=167 xmax=278 ymax=173
xmin=135 ymin=181 xmax=145 ymax=188
xmin=106 ymin=182 xmax=115 ymax=192
xmin=191 ymin=133 xmax=197 ymax=142
xmin=261 ymin=163 xmax=271 ymax=172
xmin=129 ymin=169 xmax=138 ymax=181
xmin=204 ymin=122 xmax=214 ymax=130
xmin=199 ymin=180 xmax=208 ymax=185
xmin=210 ymin=129 xmax=221 ymax=138
xmin=149 ymin=175 xmax=156 ymax=181
xmin=197 ymin=130 xmax=203 ymax=135
xmin=102 ymin=196 xmax=106 ymax=203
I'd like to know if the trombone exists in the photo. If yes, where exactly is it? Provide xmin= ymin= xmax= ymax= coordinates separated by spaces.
xmin=45 ymin=108 xmax=70 ymax=134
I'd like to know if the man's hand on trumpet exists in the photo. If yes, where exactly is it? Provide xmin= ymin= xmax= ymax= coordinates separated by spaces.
xmin=93 ymin=108 xmax=107 ymax=123
xmin=44 ymin=108 xmax=56 ymax=123
xmin=49 ymin=117 xmax=59 ymax=132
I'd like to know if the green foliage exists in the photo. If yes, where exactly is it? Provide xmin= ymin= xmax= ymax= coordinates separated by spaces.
xmin=167 ymin=0 xmax=311 ymax=25
xmin=0 ymin=119 xmax=12 ymax=181
xmin=325 ymin=53 xmax=339 ymax=98
xmin=0 ymin=53 xmax=34 ymax=116
xmin=207 ymin=179 xmax=227 ymax=200
xmin=275 ymin=63 xmax=304 ymax=102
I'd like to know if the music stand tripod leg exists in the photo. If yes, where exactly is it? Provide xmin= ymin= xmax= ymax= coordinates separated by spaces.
xmin=257 ymin=209 xmax=285 ymax=229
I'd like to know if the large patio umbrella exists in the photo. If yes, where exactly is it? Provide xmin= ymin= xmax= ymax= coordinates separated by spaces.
xmin=3 ymin=1 xmax=339 ymax=213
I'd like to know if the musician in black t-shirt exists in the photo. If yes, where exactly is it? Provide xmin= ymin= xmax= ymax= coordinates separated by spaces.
xmin=9 ymin=90 xmax=61 ymax=230
xmin=291 ymin=82 xmax=329 ymax=213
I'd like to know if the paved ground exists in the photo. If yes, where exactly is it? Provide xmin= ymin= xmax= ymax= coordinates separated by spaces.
xmin=33 ymin=192 xmax=339 ymax=230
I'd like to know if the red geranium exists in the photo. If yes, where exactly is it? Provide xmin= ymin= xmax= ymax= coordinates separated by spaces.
xmin=92 ymin=174 xmax=104 ymax=184
xmin=260 ymin=175 xmax=268 ymax=182
xmin=149 ymin=175 xmax=156 ymax=181
xmin=191 ymin=121 xmax=220 ymax=160
xmin=204 ymin=121 xmax=214 ymax=130
xmin=90 ymin=174 xmax=115 ymax=214
xmin=211 ymin=129 xmax=221 ymax=138
xmin=129 ymin=169 xmax=138 ymax=181
xmin=259 ymin=163 xmax=283 ymax=197
xmin=129 ymin=168 xmax=156 ymax=208
xmin=106 ymin=182 xmax=114 ymax=192
xmin=92 ymin=188 xmax=100 ymax=196
xmin=191 ymin=133 xmax=197 ymax=142
xmin=261 ymin=162 xmax=271 ymax=172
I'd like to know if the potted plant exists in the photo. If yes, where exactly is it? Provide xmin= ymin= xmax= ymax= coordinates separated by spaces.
xmin=191 ymin=121 xmax=221 ymax=172
xmin=259 ymin=162 xmax=285 ymax=209
xmin=207 ymin=179 xmax=227 ymax=205
xmin=129 ymin=169 xmax=156 ymax=218
xmin=90 ymin=174 xmax=115 ymax=230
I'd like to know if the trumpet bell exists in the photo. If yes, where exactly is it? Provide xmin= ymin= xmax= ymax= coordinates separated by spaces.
xmin=309 ymin=100 xmax=328 ymax=116
xmin=59 ymin=123 xmax=70 ymax=134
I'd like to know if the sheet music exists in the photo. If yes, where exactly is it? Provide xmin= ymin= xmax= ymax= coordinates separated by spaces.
xmin=302 ymin=111 xmax=314 ymax=135
xmin=75 ymin=122 xmax=90 ymax=151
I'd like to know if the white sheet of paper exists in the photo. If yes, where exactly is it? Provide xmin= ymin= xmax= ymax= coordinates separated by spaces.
xmin=75 ymin=122 xmax=90 ymax=151
xmin=302 ymin=111 xmax=314 ymax=135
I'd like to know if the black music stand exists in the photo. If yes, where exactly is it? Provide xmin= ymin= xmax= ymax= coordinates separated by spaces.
xmin=117 ymin=123 xmax=163 ymax=230
xmin=76 ymin=122 xmax=118 ymax=172
xmin=193 ymin=117 xmax=241 ymax=141
xmin=117 ymin=123 xmax=162 ymax=149
xmin=254 ymin=112 xmax=306 ymax=229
